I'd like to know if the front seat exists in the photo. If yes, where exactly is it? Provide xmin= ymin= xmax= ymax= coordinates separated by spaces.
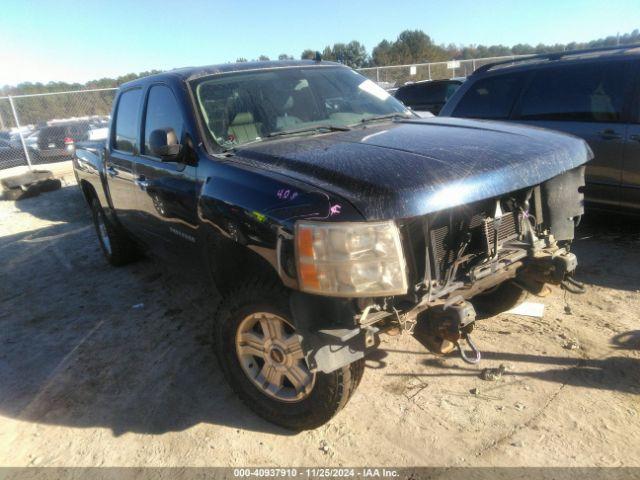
xmin=228 ymin=112 xmax=262 ymax=144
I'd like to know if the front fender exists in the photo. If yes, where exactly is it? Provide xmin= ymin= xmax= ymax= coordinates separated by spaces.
xmin=196 ymin=154 xmax=363 ymax=289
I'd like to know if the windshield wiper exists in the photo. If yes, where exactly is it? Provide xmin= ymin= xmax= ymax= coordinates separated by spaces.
xmin=221 ymin=125 xmax=350 ymax=153
xmin=267 ymin=124 xmax=351 ymax=138
xmin=358 ymin=112 xmax=413 ymax=125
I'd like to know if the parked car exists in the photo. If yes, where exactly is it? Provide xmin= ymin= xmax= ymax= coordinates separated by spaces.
xmin=0 ymin=138 xmax=47 ymax=168
xmin=441 ymin=45 xmax=640 ymax=213
xmin=37 ymin=121 xmax=91 ymax=161
xmin=394 ymin=78 xmax=464 ymax=115
xmin=24 ymin=129 xmax=40 ymax=149
xmin=0 ymin=139 xmax=28 ymax=169
xmin=73 ymin=60 xmax=590 ymax=430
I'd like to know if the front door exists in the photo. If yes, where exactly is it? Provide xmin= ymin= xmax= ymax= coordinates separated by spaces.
xmin=106 ymin=87 xmax=144 ymax=234
xmin=134 ymin=84 xmax=199 ymax=264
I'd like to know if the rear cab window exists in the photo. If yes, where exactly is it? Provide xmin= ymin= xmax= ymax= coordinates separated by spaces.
xmin=113 ymin=89 xmax=143 ymax=153
xmin=452 ymin=74 xmax=525 ymax=119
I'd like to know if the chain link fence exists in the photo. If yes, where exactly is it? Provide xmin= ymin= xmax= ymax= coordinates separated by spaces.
xmin=0 ymin=88 xmax=116 ymax=172
xmin=357 ymin=54 xmax=532 ymax=88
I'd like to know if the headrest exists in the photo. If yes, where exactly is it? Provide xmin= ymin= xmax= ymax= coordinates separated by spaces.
xmin=231 ymin=112 xmax=255 ymax=125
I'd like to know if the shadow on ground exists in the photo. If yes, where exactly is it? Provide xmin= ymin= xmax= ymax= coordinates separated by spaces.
xmin=0 ymin=186 xmax=292 ymax=436
xmin=572 ymin=212 xmax=640 ymax=291
xmin=381 ymin=344 xmax=640 ymax=395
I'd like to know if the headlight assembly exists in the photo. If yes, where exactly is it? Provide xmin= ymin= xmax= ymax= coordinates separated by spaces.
xmin=295 ymin=221 xmax=408 ymax=297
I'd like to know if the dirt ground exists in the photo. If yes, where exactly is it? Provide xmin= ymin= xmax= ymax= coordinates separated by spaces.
xmin=1 ymin=180 xmax=639 ymax=467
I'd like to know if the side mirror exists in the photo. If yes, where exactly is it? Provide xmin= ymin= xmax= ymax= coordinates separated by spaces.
xmin=149 ymin=128 xmax=182 ymax=161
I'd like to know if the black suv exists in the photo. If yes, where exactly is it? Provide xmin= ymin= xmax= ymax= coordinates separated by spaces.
xmin=394 ymin=78 xmax=463 ymax=115
xmin=440 ymin=45 xmax=640 ymax=213
xmin=37 ymin=121 xmax=91 ymax=161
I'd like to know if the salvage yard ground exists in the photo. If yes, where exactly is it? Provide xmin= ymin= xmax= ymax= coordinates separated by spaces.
xmin=1 ymin=180 xmax=639 ymax=467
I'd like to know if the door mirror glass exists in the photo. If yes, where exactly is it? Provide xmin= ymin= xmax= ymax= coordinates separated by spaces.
xmin=149 ymin=128 xmax=182 ymax=160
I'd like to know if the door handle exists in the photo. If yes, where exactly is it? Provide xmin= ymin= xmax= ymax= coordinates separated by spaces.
xmin=106 ymin=166 xmax=117 ymax=177
xmin=597 ymin=129 xmax=622 ymax=140
xmin=135 ymin=176 xmax=150 ymax=190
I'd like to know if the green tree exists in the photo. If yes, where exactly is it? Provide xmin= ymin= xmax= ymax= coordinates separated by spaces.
xmin=300 ymin=49 xmax=316 ymax=60
xmin=258 ymin=55 xmax=270 ymax=61
xmin=278 ymin=53 xmax=294 ymax=60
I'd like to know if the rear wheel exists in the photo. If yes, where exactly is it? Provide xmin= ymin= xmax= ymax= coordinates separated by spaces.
xmin=214 ymin=280 xmax=364 ymax=430
xmin=90 ymin=197 xmax=138 ymax=266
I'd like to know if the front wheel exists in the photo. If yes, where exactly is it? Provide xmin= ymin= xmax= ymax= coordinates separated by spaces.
xmin=214 ymin=280 xmax=364 ymax=430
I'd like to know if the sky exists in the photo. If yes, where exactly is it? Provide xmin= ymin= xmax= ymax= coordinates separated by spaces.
xmin=1 ymin=0 xmax=638 ymax=86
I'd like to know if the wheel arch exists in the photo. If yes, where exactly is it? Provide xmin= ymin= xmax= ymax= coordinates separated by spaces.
xmin=79 ymin=179 xmax=97 ymax=204
xmin=202 ymin=227 xmax=284 ymax=295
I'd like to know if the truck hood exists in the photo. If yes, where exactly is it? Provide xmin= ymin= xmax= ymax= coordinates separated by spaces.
xmin=232 ymin=117 xmax=592 ymax=220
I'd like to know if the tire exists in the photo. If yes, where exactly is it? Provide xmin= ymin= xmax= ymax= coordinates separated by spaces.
xmin=472 ymin=280 xmax=527 ymax=316
xmin=90 ymin=197 xmax=138 ymax=266
xmin=214 ymin=279 xmax=364 ymax=430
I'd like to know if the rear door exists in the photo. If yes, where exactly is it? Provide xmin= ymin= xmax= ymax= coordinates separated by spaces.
xmin=133 ymin=83 xmax=199 ymax=262
xmin=513 ymin=60 xmax=633 ymax=209
xmin=620 ymin=59 xmax=640 ymax=210
xmin=105 ymin=88 xmax=143 ymax=233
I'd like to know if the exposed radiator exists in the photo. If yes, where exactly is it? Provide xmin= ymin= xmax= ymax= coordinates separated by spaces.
xmin=429 ymin=210 xmax=520 ymax=275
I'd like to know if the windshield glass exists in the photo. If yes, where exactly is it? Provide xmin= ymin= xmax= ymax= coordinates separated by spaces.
xmin=193 ymin=66 xmax=410 ymax=149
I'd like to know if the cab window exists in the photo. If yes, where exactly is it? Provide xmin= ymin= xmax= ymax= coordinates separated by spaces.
xmin=113 ymin=89 xmax=142 ymax=153
xmin=143 ymin=85 xmax=185 ymax=158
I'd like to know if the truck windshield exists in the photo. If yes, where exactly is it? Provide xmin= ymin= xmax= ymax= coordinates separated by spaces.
xmin=192 ymin=66 xmax=410 ymax=149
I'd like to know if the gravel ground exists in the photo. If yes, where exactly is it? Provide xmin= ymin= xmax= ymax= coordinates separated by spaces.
xmin=0 ymin=181 xmax=639 ymax=467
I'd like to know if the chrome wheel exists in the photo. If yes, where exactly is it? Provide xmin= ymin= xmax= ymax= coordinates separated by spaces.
xmin=96 ymin=209 xmax=112 ymax=255
xmin=235 ymin=312 xmax=315 ymax=402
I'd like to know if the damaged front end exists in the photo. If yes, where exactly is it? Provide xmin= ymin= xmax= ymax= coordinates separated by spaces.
xmin=292 ymin=165 xmax=586 ymax=372
xmin=395 ymin=164 xmax=586 ymax=363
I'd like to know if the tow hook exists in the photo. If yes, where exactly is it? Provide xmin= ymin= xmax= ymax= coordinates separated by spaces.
xmin=561 ymin=275 xmax=586 ymax=294
xmin=417 ymin=298 xmax=482 ymax=365
xmin=553 ymin=252 xmax=586 ymax=294
xmin=457 ymin=329 xmax=482 ymax=365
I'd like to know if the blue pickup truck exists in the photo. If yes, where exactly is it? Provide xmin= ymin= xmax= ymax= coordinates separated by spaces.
xmin=73 ymin=60 xmax=591 ymax=430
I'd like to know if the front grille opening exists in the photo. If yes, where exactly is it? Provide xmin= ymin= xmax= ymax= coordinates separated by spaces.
xmin=403 ymin=197 xmax=525 ymax=291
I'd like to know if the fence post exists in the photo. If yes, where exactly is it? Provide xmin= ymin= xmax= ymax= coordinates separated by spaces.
xmin=472 ymin=59 xmax=476 ymax=73
xmin=428 ymin=63 xmax=431 ymax=80
xmin=0 ymin=108 xmax=5 ymax=130
xmin=8 ymin=96 xmax=33 ymax=170
xmin=376 ymin=67 xmax=380 ymax=83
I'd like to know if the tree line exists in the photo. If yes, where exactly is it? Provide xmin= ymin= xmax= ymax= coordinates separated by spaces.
xmin=3 ymin=28 xmax=638 ymax=97
xmin=1 ymin=28 xmax=638 ymax=128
